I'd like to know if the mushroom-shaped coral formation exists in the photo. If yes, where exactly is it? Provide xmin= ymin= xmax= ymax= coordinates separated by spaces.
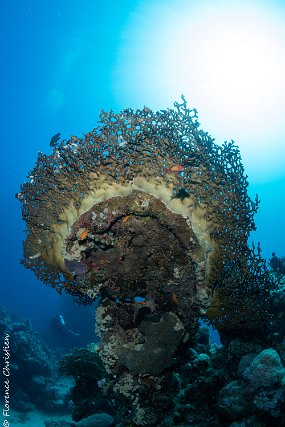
xmin=18 ymin=97 xmax=257 ymax=305
xmin=17 ymin=98 xmax=260 ymax=425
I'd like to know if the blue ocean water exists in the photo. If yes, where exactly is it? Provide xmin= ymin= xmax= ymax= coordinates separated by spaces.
xmin=1 ymin=1 xmax=285 ymax=425
xmin=1 ymin=0 xmax=285 ymax=333
xmin=1 ymin=0 xmax=136 ymax=330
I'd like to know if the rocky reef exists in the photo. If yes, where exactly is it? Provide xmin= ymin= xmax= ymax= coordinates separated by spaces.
xmin=0 ymin=306 xmax=69 ymax=414
xmin=57 ymin=306 xmax=285 ymax=426
xmin=17 ymin=99 xmax=281 ymax=425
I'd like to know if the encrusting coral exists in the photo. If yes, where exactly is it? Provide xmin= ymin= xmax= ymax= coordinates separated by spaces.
xmin=17 ymin=97 xmax=266 ymax=425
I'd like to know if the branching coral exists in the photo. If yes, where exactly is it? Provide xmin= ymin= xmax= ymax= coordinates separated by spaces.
xmin=59 ymin=348 xmax=110 ymax=422
xmin=208 ymin=242 xmax=275 ymax=340
xmin=59 ymin=348 xmax=105 ymax=380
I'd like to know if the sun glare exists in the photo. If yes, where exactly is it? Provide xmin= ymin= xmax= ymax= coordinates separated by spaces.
xmin=114 ymin=0 xmax=285 ymax=182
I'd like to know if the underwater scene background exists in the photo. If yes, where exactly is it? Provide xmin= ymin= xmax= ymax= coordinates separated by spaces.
xmin=1 ymin=1 xmax=285 ymax=426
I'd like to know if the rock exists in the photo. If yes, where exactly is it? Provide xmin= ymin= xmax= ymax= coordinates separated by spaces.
xmin=241 ymin=348 xmax=285 ymax=389
xmin=228 ymin=339 xmax=262 ymax=359
xmin=218 ymin=380 xmax=249 ymax=418
xmin=237 ymin=353 xmax=257 ymax=377
xmin=76 ymin=413 xmax=114 ymax=427
xmin=253 ymin=387 xmax=285 ymax=417
xmin=45 ymin=421 xmax=75 ymax=427
xmin=228 ymin=416 xmax=265 ymax=426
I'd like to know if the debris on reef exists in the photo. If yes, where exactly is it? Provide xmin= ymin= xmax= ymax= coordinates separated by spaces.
xmin=18 ymin=98 xmax=281 ymax=425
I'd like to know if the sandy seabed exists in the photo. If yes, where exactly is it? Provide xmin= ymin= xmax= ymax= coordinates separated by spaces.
xmin=9 ymin=409 xmax=73 ymax=426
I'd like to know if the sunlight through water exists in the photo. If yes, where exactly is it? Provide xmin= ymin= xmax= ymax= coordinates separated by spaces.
xmin=113 ymin=0 xmax=285 ymax=183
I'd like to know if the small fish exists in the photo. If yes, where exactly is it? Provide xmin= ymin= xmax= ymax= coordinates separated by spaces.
xmin=122 ymin=215 xmax=131 ymax=223
xmin=79 ymin=229 xmax=89 ymax=241
xmin=172 ymin=292 xmax=179 ymax=304
xmin=172 ymin=188 xmax=190 ymax=201
xmin=64 ymin=259 xmax=87 ymax=275
xmin=29 ymin=252 xmax=41 ymax=260
xmin=165 ymin=164 xmax=184 ymax=174
xmin=49 ymin=132 xmax=61 ymax=147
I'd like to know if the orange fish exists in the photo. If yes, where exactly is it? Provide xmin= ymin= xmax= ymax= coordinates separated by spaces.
xmin=165 ymin=164 xmax=184 ymax=174
xmin=122 ymin=215 xmax=131 ymax=223
xmin=172 ymin=292 xmax=179 ymax=304
xmin=79 ymin=229 xmax=89 ymax=241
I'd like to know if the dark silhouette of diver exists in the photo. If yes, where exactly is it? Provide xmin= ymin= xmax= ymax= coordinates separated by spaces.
xmin=50 ymin=314 xmax=80 ymax=337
